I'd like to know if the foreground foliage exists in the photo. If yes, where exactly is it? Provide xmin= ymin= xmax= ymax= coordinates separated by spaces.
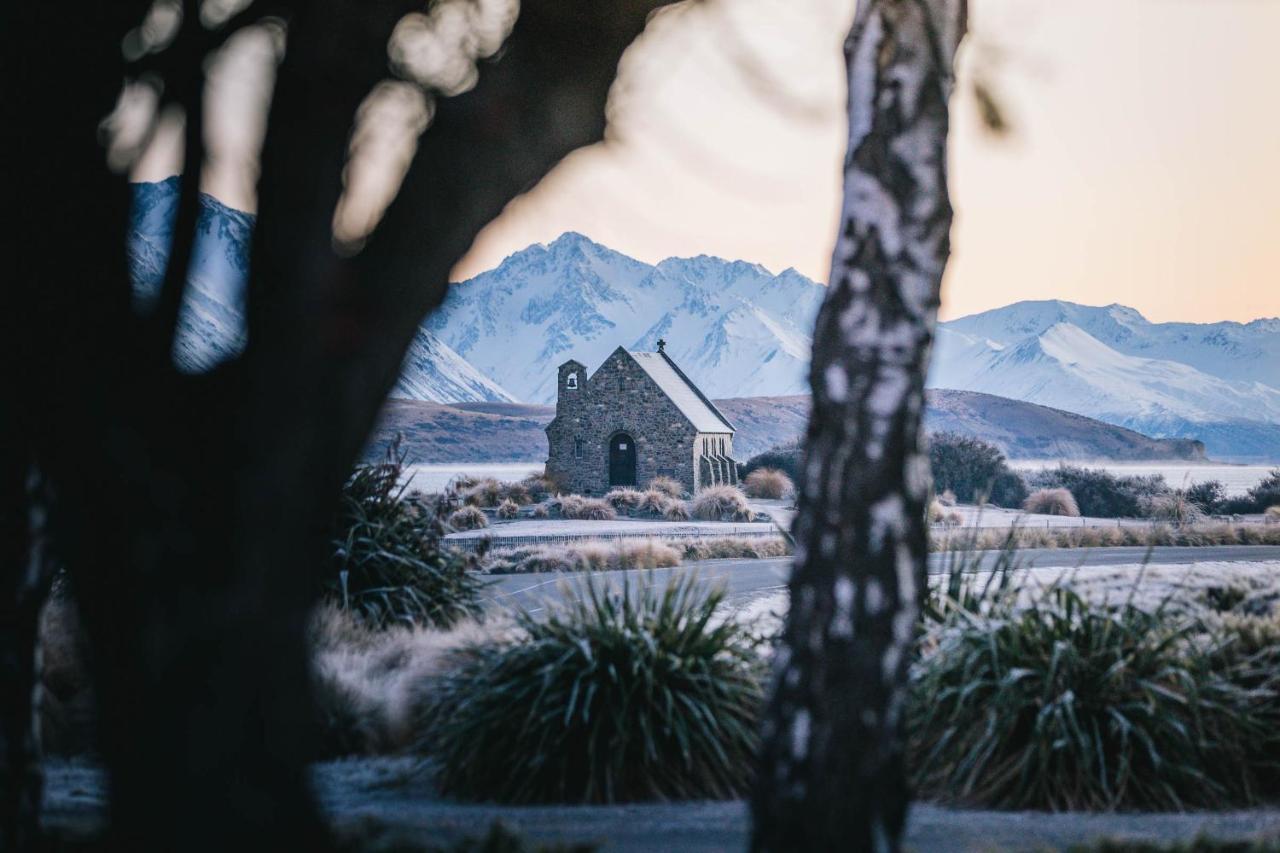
xmin=328 ymin=445 xmax=484 ymax=629
xmin=420 ymin=574 xmax=765 ymax=803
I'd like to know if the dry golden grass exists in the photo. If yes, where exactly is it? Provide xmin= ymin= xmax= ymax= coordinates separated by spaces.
xmin=482 ymin=540 xmax=683 ymax=574
xmin=743 ymin=468 xmax=794 ymax=500
xmin=647 ymin=476 xmax=685 ymax=499
xmin=691 ymin=485 xmax=753 ymax=521
xmin=495 ymin=499 xmax=519 ymax=520
xmin=557 ymin=494 xmax=617 ymax=521
xmin=931 ymin=522 xmax=1280 ymax=552
xmin=1023 ymin=488 xmax=1081 ymax=517
xmin=446 ymin=505 xmax=488 ymax=531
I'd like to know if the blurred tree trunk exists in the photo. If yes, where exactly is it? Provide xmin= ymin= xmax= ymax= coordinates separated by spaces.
xmin=2 ymin=1 xmax=670 ymax=848
xmin=751 ymin=1 xmax=966 ymax=851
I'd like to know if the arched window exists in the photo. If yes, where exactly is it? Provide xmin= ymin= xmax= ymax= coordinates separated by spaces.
xmin=566 ymin=372 xmax=578 ymax=390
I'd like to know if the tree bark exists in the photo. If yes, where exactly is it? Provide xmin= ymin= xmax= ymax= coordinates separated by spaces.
xmin=750 ymin=2 xmax=965 ymax=851
xmin=3 ymin=1 xmax=671 ymax=848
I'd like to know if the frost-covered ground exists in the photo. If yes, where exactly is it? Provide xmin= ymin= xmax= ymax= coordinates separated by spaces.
xmin=731 ymin=561 xmax=1280 ymax=638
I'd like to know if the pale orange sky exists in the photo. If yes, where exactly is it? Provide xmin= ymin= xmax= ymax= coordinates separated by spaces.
xmin=455 ymin=0 xmax=1280 ymax=323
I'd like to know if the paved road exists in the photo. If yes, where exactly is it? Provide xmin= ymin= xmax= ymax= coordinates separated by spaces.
xmin=484 ymin=545 xmax=1280 ymax=612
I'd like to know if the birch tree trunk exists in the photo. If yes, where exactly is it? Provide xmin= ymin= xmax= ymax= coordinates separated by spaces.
xmin=751 ymin=2 xmax=965 ymax=850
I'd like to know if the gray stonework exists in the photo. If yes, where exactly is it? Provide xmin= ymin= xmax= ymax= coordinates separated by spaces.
xmin=545 ymin=347 xmax=738 ymax=496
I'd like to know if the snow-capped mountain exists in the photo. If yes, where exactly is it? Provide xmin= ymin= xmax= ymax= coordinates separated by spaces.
xmin=127 ymin=180 xmax=515 ymax=403
xmin=931 ymin=302 xmax=1280 ymax=461
xmin=424 ymin=232 xmax=825 ymax=403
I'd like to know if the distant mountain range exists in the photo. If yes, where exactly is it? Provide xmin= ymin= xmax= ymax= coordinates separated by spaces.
xmin=933 ymin=302 xmax=1280 ymax=461
xmin=369 ymin=390 xmax=1208 ymax=464
xmin=128 ymin=181 xmax=1279 ymax=460
xmin=424 ymin=231 xmax=824 ymax=403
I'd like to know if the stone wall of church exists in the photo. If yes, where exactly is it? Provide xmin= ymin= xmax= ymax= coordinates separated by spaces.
xmin=546 ymin=348 xmax=704 ymax=495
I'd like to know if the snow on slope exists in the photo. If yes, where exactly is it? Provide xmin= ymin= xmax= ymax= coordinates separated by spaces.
xmin=931 ymin=305 xmax=1280 ymax=460
xmin=425 ymin=232 xmax=826 ymax=403
xmin=943 ymin=300 xmax=1280 ymax=388
xmin=128 ymin=180 xmax=515 ymax=403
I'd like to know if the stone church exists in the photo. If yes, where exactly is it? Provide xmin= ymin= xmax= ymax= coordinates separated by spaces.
xmin=545 ymin=341 xmax=739 ymax=495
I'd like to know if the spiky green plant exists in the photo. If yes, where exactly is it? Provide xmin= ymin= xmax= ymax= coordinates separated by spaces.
xmin=910 ymin=583 xmax=1274 ymax=811
xmin=419 ymin=573 xmax=765 ymax=803
xmin=328 ymin=440 xmax=485 ymax=629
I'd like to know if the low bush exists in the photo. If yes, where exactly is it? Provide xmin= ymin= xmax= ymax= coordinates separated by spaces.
xmin=1029 ymin=465 xmax=1168 ymax=518
xmin=419 ymin=574 xmax=766 ymax=803
xmin=1266 ymin=506 xmax=1280 ymax=525
xmin=743 ymin=468 xmax=793 ymax=500
xmin=1143 ymin=491 xmax=1206 ymax=526
xmin=690 ymin=485 xmax=753 ymax=521
xmin=910 ymin=585 xmax=1275 ymax=810
xmin=676 ymin=537 xmax=791 ymax=561
xmin=328 ymin=445 xmax=484 ymax=629
xmin=482 ymin=540 xmax=682 ymax=575
xmin=928 ymin=433 xmax=1028 ymax=508
xmin=1187 ymin=480 xmax=1228 ymax=515
xmin=663 ymin=501 xmax=691 ymax=521
xmin=1022 ymin=487 xmax=1081 ymax=517
xmin=495 ymin=499 xmax=520 ymax=520
xmin=636 ymin=489 xmax=673 ymax=517
xmin=647 ymin=475 xmax=685 ymax=499
xmin=603 ymin=487 xmax=644 ymax=511
xmin=447 ymin=505 xmax=489 ymax=531
xmin=742 ymin=441 xmax=802 ymax=484
xmin=1223 ymin=470 xmax=1280 ymax=514
xmin=558 ymin=495 xmax=617 ymax=521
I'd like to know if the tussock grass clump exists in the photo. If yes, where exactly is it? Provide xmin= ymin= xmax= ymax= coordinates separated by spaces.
xmin=647 ymin=476 xmax=685 ymax=499
xmin=691 ymin=484 xmax=753 ymax=521
xmin=930 ymin=522 xmax=1280 ymax=552
xmin=743 ymin=468 xmax=793 ymax=500
xmin=1143 ymin=491 xmax=1205 ymax=526
xmin=530 ymin=503 xmax=550 ymax=519
xmin=495 ymin=499 xmax=520 ymax=520
xmin=461 ymin=478 xmax=502 ymax=507
xmin=928 ymin=500 xmax=946 ymax=523
xmin=677 ymin=537 xmax=791 ymax=561
xmin=558 ymin=495 xmax=617 ymax=521
xmin=910 ymin=585 xmax=1274 ymax=811
xmin=309 ymin=604 xmax=505 ymax=758
xmin=447 ymin=505 xmax=489 ymax=531
xmin=330 ymin=444 xmax=484 ymax=629
xmin=1266 ymin=506 xmax=1280 ymax=524
xmin=603 ymin=487 xmax=644 ymax=511
xmin=636 ymin=489 xmax=673 ymax=517
xmin=483 ymin=540 xmax=682 ymax=574
xmin=1023 ymin=487 xmax=1081 ymax=517
xmin=420 ymin=574 xmax=766 ymax=803
xmin=663 ymin=501 xmax=691 ymax=521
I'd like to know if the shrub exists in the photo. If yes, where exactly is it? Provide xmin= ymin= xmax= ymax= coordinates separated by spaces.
xmin=1266 ymin=506 xmax=1280 ymax=524
xmin=691 ymin=485 xmax=752 ymax=521
xmin=461 ymin=478 xmax=502 ymax=507
xmin=495 ymin=499 xmax=520 ymax=520
xmin=328 ymin=444 xmax=484 ymax=629
xmin=647 ymin=476 xmax=685 ymax=499
xmin=742 ymin=441 xmax=802 ymax=484
xmin=483 ymin=540 xmax=682 ymax=575
xmin=521 ymin=473 xmax=558 ymax=502
xmin=1022 ymin=488 xmax=1080 ymax=517
xmin=936 ymin=489 xmax=957 ymax=507
xmin=928 ymin=433 xmax=1028 ymax=508
xmin=558 ymin=495 xmax=617 ymax=521
xmin=1224 ymin=470 xmax=1280 ymax=514
xmin=1143 ymin=491 xmax=1206 ymax=526
xmin=743 ymin=468 xmax=794 ymax=500
xmin=604 ymin=487 xmax=644 ymax=511
xmin=663 ymin=501 xmax=691 ymax=521
xmin=910 ymin=586 xmax=1273 ymax=810
xmin=419 ymin=574 xmax=765 ymax=803
xmin=1029 ymin=465 xmax=1168 ymax=518
xmin=447 ymin=505 xmax=489 ymax=531
xmin=1187 ymin=480 xmax=1228 ymax=515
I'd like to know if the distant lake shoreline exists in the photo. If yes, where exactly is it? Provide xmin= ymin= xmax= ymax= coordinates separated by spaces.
xmin=1010 ymin=461 xmax=1275 ymax=497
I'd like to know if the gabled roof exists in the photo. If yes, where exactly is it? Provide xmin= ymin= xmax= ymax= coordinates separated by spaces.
xmin=628 ymin=350 xmax=735 ymax=433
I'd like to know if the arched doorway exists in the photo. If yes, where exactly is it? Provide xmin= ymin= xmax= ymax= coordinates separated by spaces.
xmin=608 ymin=432 xmax=637 ymax=487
